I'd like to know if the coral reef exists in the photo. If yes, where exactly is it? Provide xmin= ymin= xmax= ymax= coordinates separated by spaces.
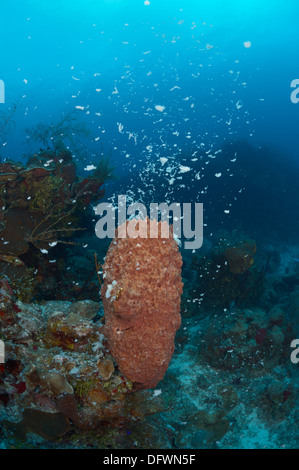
xmin=188 ymin=234 xmax=264 ymax=313
xmin=157 ymin=311 xmax=298 ymax=449
xmin=101 ymin=218 xmax=183 ymax=389
xmin=0 ymin=280 xmax=166 ymax=444
xmin=201 ymin=306 xmax=294 ymax=374
xmin=0 ymin=238 xmax=298 ymax=449
xmin=0 ymin=148 xmax=105 ymax=301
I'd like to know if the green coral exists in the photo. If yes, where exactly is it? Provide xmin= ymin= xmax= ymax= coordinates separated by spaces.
xmin=74 ymin=378 xmax=98 ymax=398
xmin=9 ymin=268 xmax=38 ymax=303
xmin=28 ymin=176 xmax=64 ymax=213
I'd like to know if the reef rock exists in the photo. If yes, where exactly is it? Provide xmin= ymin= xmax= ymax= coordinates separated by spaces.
xmin=201 ymin=307 xmax=293 ymax=374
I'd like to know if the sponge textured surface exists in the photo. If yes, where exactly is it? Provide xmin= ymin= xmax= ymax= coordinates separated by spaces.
xmin=101 ymin=218 xmax=183 ymax=389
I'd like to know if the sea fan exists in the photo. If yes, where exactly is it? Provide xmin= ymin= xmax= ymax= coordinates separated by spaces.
xmin=0 ymin=99 xmax=19 ymax=148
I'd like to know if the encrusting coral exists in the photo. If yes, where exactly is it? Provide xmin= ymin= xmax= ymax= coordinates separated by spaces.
xmin=101 ymin=217 xmax=183 ymax=390
xmin=0 ymin=280 xmax=168 ymax=442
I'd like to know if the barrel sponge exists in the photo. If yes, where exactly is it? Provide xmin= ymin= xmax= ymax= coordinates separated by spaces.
xmin=101 ymin=217 xmax=183 ymax=389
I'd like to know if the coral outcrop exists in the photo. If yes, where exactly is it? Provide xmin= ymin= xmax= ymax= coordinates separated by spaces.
xmin=201 ymin=306 xmax=294 ymax=373
xmin=225 ymin=240 xmax=256 ymax=274
xmin=0 ymin=279 xmax=166 ymax=443
xmin=0 ymin=149 xmax=105 ymax=301
xmin=189 ymin=234 xmax=263 ymax=313
xmin=101 ymin=218 xmax=183 ymax=389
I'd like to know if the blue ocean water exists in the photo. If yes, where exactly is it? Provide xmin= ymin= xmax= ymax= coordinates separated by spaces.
xmin=0 ymin=0 xmax=299 ymax=450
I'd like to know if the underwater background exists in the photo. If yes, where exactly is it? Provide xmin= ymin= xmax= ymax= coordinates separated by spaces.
xmin=0 ymin=0 xmax=299 ymax=449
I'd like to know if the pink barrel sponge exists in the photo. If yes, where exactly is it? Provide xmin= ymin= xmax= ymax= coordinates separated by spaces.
xmin=101 ymin=218 xmax=183 ymax=389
